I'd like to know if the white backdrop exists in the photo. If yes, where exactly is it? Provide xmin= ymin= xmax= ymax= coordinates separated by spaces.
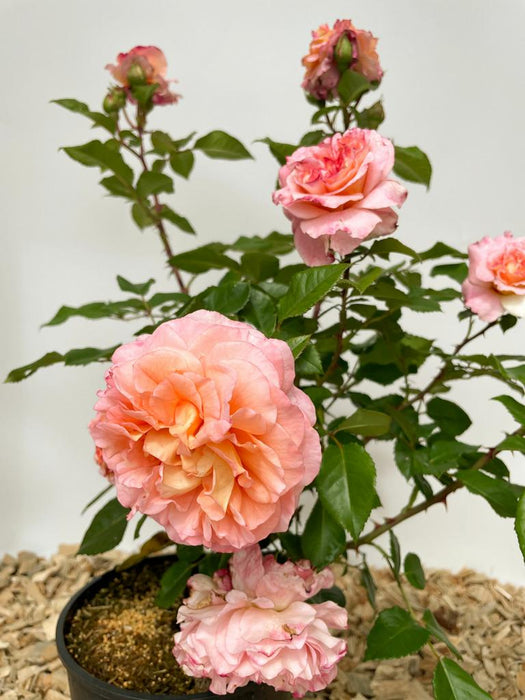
xmin=1 ymin=0 xmax=524 ymax=584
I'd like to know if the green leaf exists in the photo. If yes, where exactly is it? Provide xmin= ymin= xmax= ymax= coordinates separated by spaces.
xmin=117 ymin=276 xmax=155 ymax=296
xmin=194 ymin=130 xmax=252 ymax=160
xmin=131 ymin=202 xmax=156 ymax=229
xmin=389 ymin=530 xmax=401 ymax=577
xmin=516 ymin=491 xmax=525 ymax=562
xmin=433 ymin=658 xmax=492 ymax=699
xmin=169 ymin=244 xmax=236 ymax=274
xmin=307 ymin=585 xmax=346 ymax=607
xmin=301 ymin=500 xmax=346 ymax=568
xmin=279 ymin=532 xmax=303 ymax=561
xmin=422 ymin=610 xmax=462 ymax=659
xmin=364 ymin=606 xmax=430 ymax=660
xmin=81 ymin=485 xmax=113 ymax=515
xmin=285 ymin=335 xmax=311 ymax=358
xmin=170 ymin=150 xmax=194 ymax=179
xmin=419 ymin=242 xmax=467 ymax=261
xmin=202 ymin=281 xmax=250 ymax=315
xmin=493 ymin=395 xmax=525 ymax=425
xmin=404 ymin=553 xmax=426 ymax=590
xmin=151 ymin=130 xmax=196 ymax=153
xmin=393 ymin=145 xmax=432 ymax=187
xmin=78 ymin=498 xmax=129 ymax=555
xmin=496 ymin=435 xmax=525 ymax=453
xmin=428 ymin=397 xmax=472 ymax=436
xmin=240 ymin=252 xmax=279 ymax=282
xmin=176 ymin=545 xmax=204 ymax=563
xmin=334 ymin=409 xmax=391 ymax=437
xmin=296 ymin=344 xmax=323 ymax=375
xmin=155 ymin=560 xmax=194 ymax=609
xmin=368 ymin=238 xmax=420 ymax=261
xmin=278 ymin=264 xmax=347 ymax=321
xmin=317 ymin=442 xmax=377 ymax=540
xmin=64 ymin=346 xmax=117 ymax=366
xmin=348 ymin=266 xmax=384 ymax=294
xmin=458 ymin=471 xmax=522 ymax=517
xmin=355 ymin=101 xmax=385 ymax=129
xmin=160 ymin=205 xmax=195 ymax=234
xmin=231 ymin=231 xmax=294 ymax=255
xmin=242 ymin=288 xmax=277 ymax=336
xmin=360 ymin=563 xmax=377 ymax=609
xmin=52 ymin=99 xmax=116 ymax=133
xmin=136 ymin=171 xmax=173 ymax=198
xmin=431 ymin=263 xmax=468 ymax=284
xmin=256 ymin=137 xmax=296 ymax=165
xmin=62 ymin=140 xmax=133 ymax=183
xmin=5 ymin=352 xmax=64 ymax=382
xmin=299 ymin=130 xmax=328 ymax=146
xmin=100 ymin=175 xmax=134 ymax=198
xmin=337 ymin=69 xmax=371 ymax=105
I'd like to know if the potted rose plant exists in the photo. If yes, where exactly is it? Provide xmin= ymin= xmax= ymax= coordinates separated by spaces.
xmin=7 ymin=20 xmax=525 ymax=700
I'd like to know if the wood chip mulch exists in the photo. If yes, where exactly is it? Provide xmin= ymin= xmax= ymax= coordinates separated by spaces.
xmin=0 ymin=546 xmax=524 ymax=699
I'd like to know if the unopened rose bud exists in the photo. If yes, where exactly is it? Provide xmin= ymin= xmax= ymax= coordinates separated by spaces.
xmin=127 ymin=62 xmax=147 ymax=86
xmin=335 ymin=33 xmax=355 ymax=73
xmin=103 ymin=88 xmax=126 ymax=113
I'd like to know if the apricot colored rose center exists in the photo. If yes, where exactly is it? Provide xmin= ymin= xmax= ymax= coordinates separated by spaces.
xmin=490 ymin=248 xmax=525 ymax=288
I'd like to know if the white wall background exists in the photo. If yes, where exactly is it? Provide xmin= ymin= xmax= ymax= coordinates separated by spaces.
xmin=1 ymin=0 xmax=524 ymax=584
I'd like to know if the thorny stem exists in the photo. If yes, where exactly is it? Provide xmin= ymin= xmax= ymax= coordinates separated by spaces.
xmin=347 ymin=426 xmax=525 ymax=552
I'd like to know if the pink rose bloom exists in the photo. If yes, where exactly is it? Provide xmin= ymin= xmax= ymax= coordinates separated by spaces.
xmin=89 ymin=311 xmax=320 ymax=551
xmin=462 ymin=232 xmax=525 ymax=321
xmin=272 ymin=128 xmax=407 ymax=266
xmin=302 ymin=20 xmax=383 ymax=101
xmin=173 ymin=545 xmax=347 ymax=696
xmin=106 ymin=45 xmax=179 ymax=105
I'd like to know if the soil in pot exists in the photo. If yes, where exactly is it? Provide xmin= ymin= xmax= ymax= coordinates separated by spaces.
xmin=65 ymin=557 xmax=210 ymax=695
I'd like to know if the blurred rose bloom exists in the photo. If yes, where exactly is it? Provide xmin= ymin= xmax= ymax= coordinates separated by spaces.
xmin=273 ymin=128 xmax=407 ymax=266
xmin=173 ymin=545 xmax=347 ymax=696
xmin=462 ymin=232 xmax=525 ymax=321
xmin=89 ymin=311 xmax=321 ymax=551
xmin=106 ymin=45 xmax=179 ymax=105
xmin=302 ymin=19 xmax=383 ymax=101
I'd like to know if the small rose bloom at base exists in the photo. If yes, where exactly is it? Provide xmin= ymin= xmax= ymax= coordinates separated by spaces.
xmin=462 ymin=232 xmax=525 ymax=321
xmin=302 ymin=19 xmax=383 ymax=101
xmin=89 ymin=310 xmax=321 ymax=552
xmin=173 ymin=545 xmax=347 ymax=696
xmin=106 ymin=45 xmax=180 ymax=105
xmin=273 ymin=128 xmax=407 ymax=266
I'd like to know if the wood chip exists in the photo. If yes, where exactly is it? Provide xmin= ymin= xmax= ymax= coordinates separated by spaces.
xmin=0 ymin=550 xmax=524 ymax=699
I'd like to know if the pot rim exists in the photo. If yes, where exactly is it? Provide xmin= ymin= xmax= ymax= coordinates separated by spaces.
xmin=55 ymin=560 xmax=224 ymax=699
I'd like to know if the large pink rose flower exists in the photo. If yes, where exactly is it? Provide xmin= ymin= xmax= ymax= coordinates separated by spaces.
xmin=89 ymin=311 xmax=320 ymax=551
xmin=273 ymin=128 xmax=407 ymax=266
xmin=173 ymin=546 xmax=347 ymax=696
xmin=106 ymin=46 xmax=179 ymax=105
xmin=462 ymin=232 xmax=525 ymax=321
xmin=302 ymin=20 xmax=383 ymax=101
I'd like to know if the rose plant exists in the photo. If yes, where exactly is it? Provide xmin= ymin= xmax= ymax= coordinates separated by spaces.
xmin=7 ymin=23 xmax=525 ymax=700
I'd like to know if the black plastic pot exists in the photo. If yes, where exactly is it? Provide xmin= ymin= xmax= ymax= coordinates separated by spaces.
xmin=56 ymin=562 xmax=289 ymax=700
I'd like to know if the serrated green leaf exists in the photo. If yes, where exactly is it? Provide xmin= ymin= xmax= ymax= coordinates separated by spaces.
xmin=369 ymin=238 xmax=419 ymax=260
xmin=393 ymin=145 xmax=432 ymax=187
xmin=278 ymin=264 xmax=347 ymax=321
xmin=52 ymin=99 xmax=116 ymax=133
xmin=427 ymin=397 xmax=472 ymax=436
xmin=301 ymin=500 xmax=346 ymax=568
xmin=44 ymin=300 xmax=144 ymax=326
xmin=160 ymin=205 xmax=195 ymax=234
xmin=404 ymin=553 xmax=426 ymax=589
xmin=496 ymin=435 xmax=525 ymax=453
xmin=307 ymin=585 xmax=346 ymax=607
xmin=296 ymin=344 xmax=323 ymax=375
xmin=458 ymin=471 xmax=522 ymax=518
xmin=256 ymin=137 xmax=296 ymax=165
xmin=317 ymin=443 xmax=377 ymax=540
xmin=422 ymin=610 xmax=462 ymax=659
xmin=62 ymin=140 xmax=133 ymax=183
xmin=5 ymin=352 xmax=64 ymax=382
xmin=284 ymin=335 xmax=311 ymax=358
xmin=433 ymin=658 xmax=492 ymax=699
xmin=169 ymin=244 xmax=236 ymax=274
xmin=493 ymin=395 xmax=525 ymax=425
xmin=334 ymin=409 xmax=391 ymax=437
xmin=100 ymin=175 xmax=134 ymax=198
xmin=231 ymin=231 xmax=294 ymax=255
xmin=117 ymin=276 xmax=155 ymax=296
xmin=243 ymin=288 xmax=277 ymax=336
xmin=364 ymin=606 xmax=429 ymax=660
xmin=348 ymin=266 xmax=384 ymax=294
xmin=240 ymin=252 xmax=279 ymax=283
xmin=278 ymin=532 xmax=303 ymax=561
xmin=419 ymin=242 xmax=467 ymax=261
xmin=516 ymin=491 xmax=525 ymax=562
xmin=355 ymin=101 xmax=385 ymax=129
xmin=299 ymin=130 xmax=328 ymax=146
xmin=78 ymin=498 xmax=129 ymax=555
xmin=431 ymin=263 xmax=468 ymax=284
xmin=202 ymin=281 xmax=250 ymax=315
xmin=170 ymin=150 xmax=194 ymax=179
xmin=194 ymin=130 xmax=252 ymax=160
xmin=136 ymin=171 xmax=173 ymax=198
xmin=389 ymin=530 xmax=401 ymax=577
xmin=64 ymin=346 xmax=117 ymax=366
xmin=131 ymin=202 xmax=156 ymax=229
xmin=155 ymin=560 xmax=194 ymax=609
xmin=337 ymin=69 xmax=371 ymax=105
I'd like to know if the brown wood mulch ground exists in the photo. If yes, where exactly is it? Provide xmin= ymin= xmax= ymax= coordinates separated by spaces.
xmin=0 ymin=545 xmax=524 ymax=700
